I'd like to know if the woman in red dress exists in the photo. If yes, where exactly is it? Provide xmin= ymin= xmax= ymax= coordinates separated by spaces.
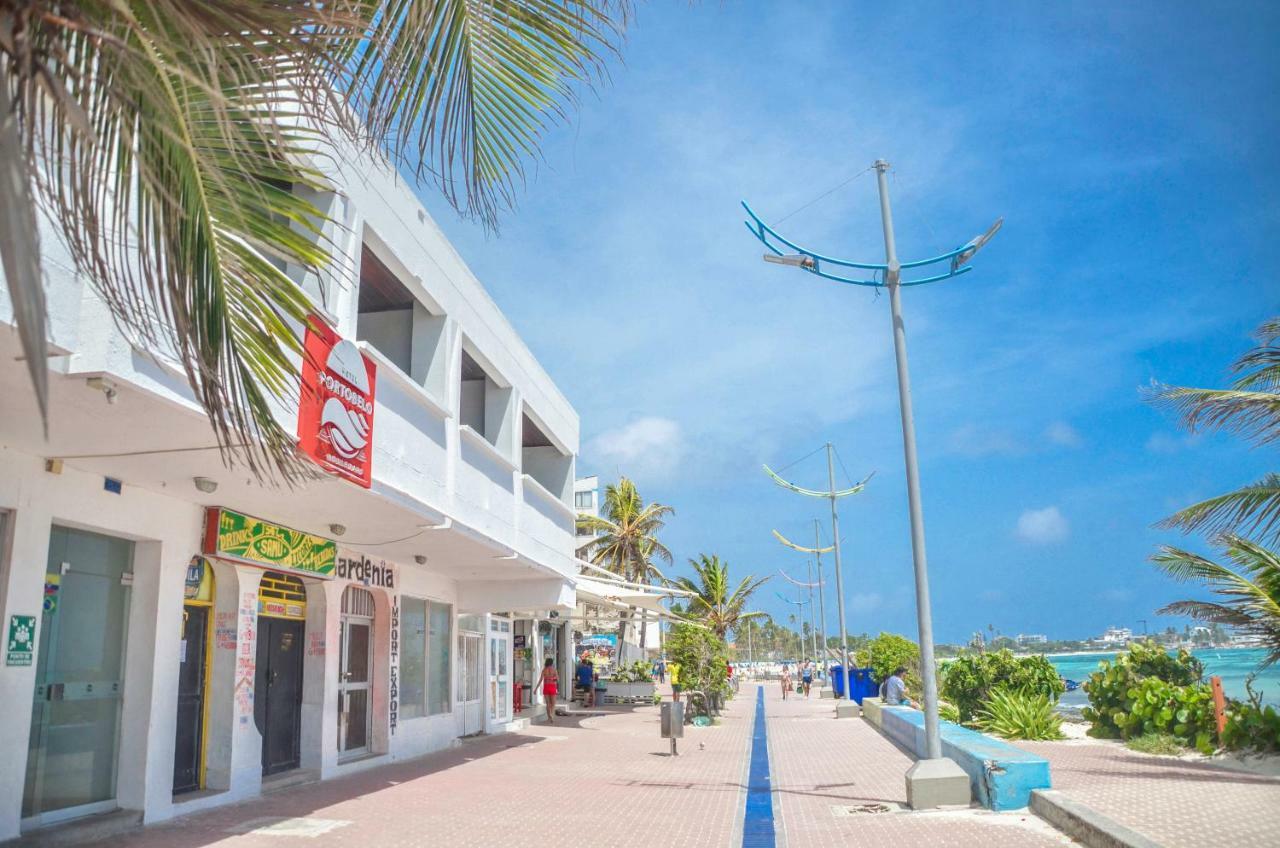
xmin=534 ymin=657 xmax=559 ymax=724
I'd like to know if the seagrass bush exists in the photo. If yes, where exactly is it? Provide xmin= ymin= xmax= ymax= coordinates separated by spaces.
xmin=940 ymin=650 xmax=1065 ymax=723
xmin=1083 ymin=673 xmax=1217 ymax=753
xmin=1222 ymin=678 xmax=1280 ymax=753
xmin=976 ymin=689 xmax=1065 ymax=741
xmin=1081 ymin=640 xmax=1215 ymax=751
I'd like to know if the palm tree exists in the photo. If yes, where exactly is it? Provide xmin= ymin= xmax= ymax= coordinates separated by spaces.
xmin=2 ymin=1 xmax=628 ymax=481
xmin=1148 ymin=316 xmax=1280 ymax=666
xmin=1151 ymin=536 xmax=1280 ymax=669
xmin=1148 ymin=318 xmax=1280 ymax=542
xmin=673 ymin=553 xmax=770 ymax=640
xmin=578 ymin=478 xmax=673 ymax=659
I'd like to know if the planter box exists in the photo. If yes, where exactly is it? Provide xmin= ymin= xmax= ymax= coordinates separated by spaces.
xmin=603 ymin=681 xmax=656 ymax=699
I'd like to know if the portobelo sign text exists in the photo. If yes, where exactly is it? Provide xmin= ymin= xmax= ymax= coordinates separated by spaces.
xmin=203 ymin=507 xmax=336 ymax=578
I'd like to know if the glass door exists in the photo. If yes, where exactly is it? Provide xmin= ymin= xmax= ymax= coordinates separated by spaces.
xmin=488 ymin=618 xmax=511 ymax=726
xmin=23 ymin=526 xmax=132 ymax=825
xmin=337 ymin=617 xmax=372 ymax=757
xmin=456 ymin=632 xmax=483 ymax=735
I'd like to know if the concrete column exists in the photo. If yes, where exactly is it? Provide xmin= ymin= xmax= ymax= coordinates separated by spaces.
xmin=117 ymin=532 xmax=196 ymax=822
xmin=303 ymin=579 xmax=339 ymax=774
xmin=530 ymin=617 xmax=543 ymax=707
xmin=0 ymin=499 xmax=52 ymax=841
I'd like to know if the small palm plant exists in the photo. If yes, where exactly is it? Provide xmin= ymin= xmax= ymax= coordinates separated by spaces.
xmin=976 ymin=689 xmax=1065 ymax=741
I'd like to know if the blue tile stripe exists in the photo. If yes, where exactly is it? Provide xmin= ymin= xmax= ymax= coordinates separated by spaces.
xmin=742 ymin=686 xmax=776 ymax=847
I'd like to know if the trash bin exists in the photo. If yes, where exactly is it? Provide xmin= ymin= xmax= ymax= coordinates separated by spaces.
xmin=829 ymin=666 xmax=878 ymax=703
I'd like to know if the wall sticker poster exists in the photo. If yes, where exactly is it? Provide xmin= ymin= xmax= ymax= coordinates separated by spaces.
xmin=6 ymin=615 xmax=35 ymax=666
xmin=297 ymin=314 xmax=377 ymax=488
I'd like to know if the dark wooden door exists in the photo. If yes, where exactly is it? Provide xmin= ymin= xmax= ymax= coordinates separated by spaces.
xmin=172 ymin=605 xmax=209 ymax=793
xmin=255 ymin=617 xmax=304 ymax=775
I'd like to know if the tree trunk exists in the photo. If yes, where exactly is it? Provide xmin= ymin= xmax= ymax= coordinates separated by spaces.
xmin=638 ymin=607 xmax=648 ymax=653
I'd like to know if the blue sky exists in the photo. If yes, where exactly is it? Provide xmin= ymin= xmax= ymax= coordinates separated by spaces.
xmin=417 ymin=2 xmax=1279 ymax=644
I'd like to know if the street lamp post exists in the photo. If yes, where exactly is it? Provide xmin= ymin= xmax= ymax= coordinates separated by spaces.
xmin=743 ymin=161 xmax=1001 ymax=807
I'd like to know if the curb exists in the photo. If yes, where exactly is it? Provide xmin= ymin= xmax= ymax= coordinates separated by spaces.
xmin=1030 ymin=789 xmax=1165 ymax=848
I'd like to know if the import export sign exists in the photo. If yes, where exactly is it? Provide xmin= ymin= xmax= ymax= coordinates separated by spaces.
xmin=298 ymin=315 xmax=376 ymax=488
xmin=203 ymin=507 xmax=336 ymax=578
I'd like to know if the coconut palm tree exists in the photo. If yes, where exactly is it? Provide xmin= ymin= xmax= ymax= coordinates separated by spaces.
xmin=1 ymin=1 xmax=628 ymax=481
xmin=673 ymin=553 xmax=770 ymax=640
xmin=1148 ymin=318 xmax=1280 ymax=542
xmin=578 ymin=477 xmax=673 ymax=658
xmin=1152 ymin=536 xmax=1280 ymax=669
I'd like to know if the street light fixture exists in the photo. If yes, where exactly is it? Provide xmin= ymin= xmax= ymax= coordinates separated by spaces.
xmin=763 ymin=253 xmax=816 ymax=269
xmin=743 ymin=159 xmax=1002 ymax=809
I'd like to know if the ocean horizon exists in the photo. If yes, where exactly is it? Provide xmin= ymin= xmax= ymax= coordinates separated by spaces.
xmin=1048 ymin=646 xmax=1279 ymax=708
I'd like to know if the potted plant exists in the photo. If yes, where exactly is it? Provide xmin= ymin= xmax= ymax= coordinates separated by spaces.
xmin=602 ymin=661 xmax=656 ymax=700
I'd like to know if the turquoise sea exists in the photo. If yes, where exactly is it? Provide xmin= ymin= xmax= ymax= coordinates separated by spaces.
xmin=1050 ymin=647 xmax=1279 ymax=709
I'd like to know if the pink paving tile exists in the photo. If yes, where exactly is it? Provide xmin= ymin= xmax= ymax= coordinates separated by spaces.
xmin=1018 ymin=739 xmax=1280 ymax=848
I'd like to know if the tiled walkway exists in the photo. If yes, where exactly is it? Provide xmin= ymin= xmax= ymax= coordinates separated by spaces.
xmin=27 ymin=684 xmax=1095 ymax=848
xmin=763 ymin=686 xmax=1074 ymax=847
xmin=1019 ymin=739 xmax=1280 ymax=848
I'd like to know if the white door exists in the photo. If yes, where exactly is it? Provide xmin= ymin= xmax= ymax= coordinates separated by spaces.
xmin=456 ymin=632 xmax=483 ymax=735
xmin=488 ymin=626 xmax=510 ymax=727
xmin=338 ymin=588 xmax=374 ymax=759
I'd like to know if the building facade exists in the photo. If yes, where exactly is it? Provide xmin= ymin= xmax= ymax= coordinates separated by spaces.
xmin=0 ymin=137 xmax=580 ymax=837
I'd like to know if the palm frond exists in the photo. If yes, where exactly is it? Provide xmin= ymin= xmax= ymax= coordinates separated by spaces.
xmin=341 ymin=0 xmax=629 ymax=228
xmin=1146 ymin=316 xmax=1280 ymax=447
xmin=1157 ymin=474 xmax=1280 ymax=543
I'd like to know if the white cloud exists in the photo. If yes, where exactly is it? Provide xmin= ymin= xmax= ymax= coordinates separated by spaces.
xmin=1045 ymin=421 xmax=1084 ymax=449
xmin=586 ymin=417 xmax=684 ymax=482
xmin=1015 ymin=506 xmax=1069 ymax=544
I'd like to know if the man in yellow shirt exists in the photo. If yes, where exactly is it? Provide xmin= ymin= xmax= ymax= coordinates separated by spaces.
xmin=668 ymin=660 xmax=682 ymax=702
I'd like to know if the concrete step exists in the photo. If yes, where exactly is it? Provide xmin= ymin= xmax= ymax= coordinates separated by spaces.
xmin=11 ymin=809 xmax=143 ymax=846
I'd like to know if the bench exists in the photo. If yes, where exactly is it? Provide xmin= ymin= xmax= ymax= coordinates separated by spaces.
xmin=875 ymin=705 xmax=1051 ymax=811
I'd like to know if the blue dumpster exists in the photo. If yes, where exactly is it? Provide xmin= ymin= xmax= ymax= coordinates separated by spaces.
xmin=829 ymin=666 xmax=879 ymax=704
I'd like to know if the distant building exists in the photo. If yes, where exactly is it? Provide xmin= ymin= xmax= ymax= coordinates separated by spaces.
xmin=574 ymin=475 xmax=600 ymax=552
xmin=1098 ymin=626 xmax=1133 ymax=645
xmin=1017 ymin=634 xmax=1048 ymax=645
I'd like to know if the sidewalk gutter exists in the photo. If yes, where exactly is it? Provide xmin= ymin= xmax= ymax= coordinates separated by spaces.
xmin=1030 ymin=789 xmax=1165 ymax=848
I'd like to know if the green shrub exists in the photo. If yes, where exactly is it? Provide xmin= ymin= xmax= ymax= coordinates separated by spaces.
xmin=854 ymin=632 xmax=920 ymax=686
xmin=939 ymin=701 xmax=961 ymax=724
xmin=1222 ymin=677 xmax=1280 ymax=754
xmin=666 ymin=623 xmax=730 ymax=702
xmin=1126 ymin=732 xmax=1186 ymax=756
xmin=975 ymin=689 xmax=1065 ymax=741
xmin=1082 ymin=674 xmax=1217 ymax=753
xmin=1081 ymin=640 xmax=1216 ymax=752
xmin=1120 ymin=640 xmax=1204 ymax=686
xmin=940 ymin=650 xmax=1066 ymax=723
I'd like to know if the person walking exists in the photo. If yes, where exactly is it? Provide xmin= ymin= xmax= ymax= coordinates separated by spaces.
xmin=800 ymin=658 xmax=814 ymax=698
xmin=576 ymin=654 xmax=595 ymax=708
xmin=534 ymin=657 xmax=559 ymax=723
xmin=780 ymin=664 xmax=792 ymax=700
xmin=656 ymin=658 xmax=666 ymax=684
xmin=668 ymin=660 xmax=682 ymax=703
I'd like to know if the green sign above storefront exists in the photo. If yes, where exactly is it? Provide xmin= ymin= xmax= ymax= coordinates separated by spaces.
xmin=203 ymin=507 xmax=336 ymax=578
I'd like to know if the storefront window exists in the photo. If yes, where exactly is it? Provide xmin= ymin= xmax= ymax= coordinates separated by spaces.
xmin=428 ymin=601 xmax=453 ymax=715
xmin=400 ymin=598 xmax=427 ymax=720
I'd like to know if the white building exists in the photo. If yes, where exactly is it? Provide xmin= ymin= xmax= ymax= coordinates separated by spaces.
xmin=1016 ymin=634 xmax=1048 ymax=646
xmin=0 ymin=135 xmax=585 ymax=837
xmin=1098 ymin=626 xmax=1133 ymax=645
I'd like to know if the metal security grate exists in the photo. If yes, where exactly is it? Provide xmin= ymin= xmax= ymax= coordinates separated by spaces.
xmin=259 ymin=571 xmax=307 ymax=619
xmin=341 ymin=586 xmax=375 ymax=617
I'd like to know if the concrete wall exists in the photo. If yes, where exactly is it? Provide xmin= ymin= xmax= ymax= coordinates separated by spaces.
xmin=875 ymin=705 xmax=1052 ymax=811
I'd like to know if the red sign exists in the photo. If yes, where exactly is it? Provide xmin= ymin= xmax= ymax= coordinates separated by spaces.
xmin=298 ymin=315 xmax=376 ymax=487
